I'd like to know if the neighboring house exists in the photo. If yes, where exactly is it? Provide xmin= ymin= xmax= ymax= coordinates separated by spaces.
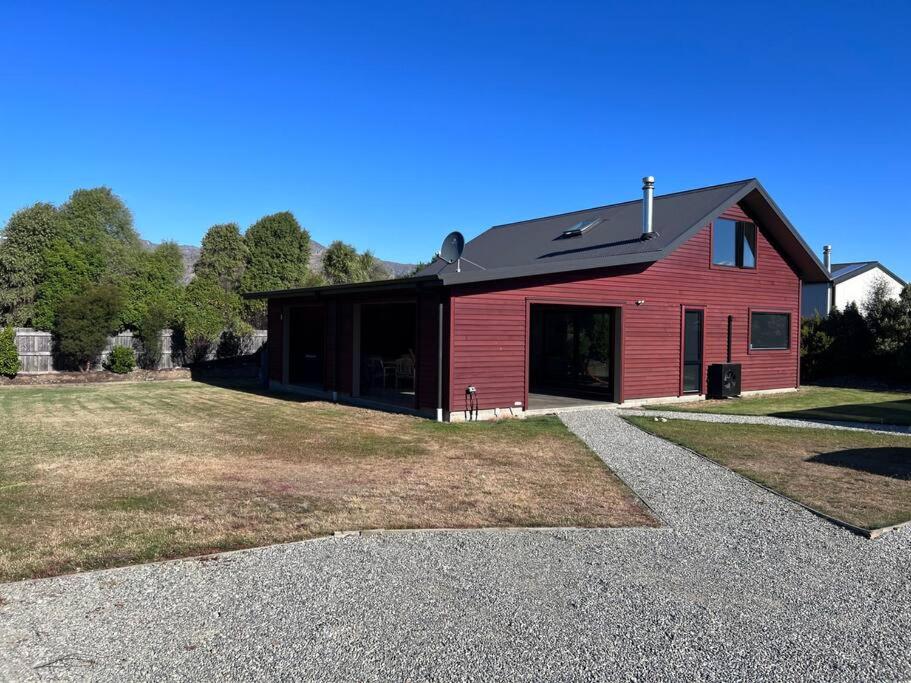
xmin=247 ymin=178 xmax=829 ymax=421
xmin=802 ymin=251 xmax=906 ymax=317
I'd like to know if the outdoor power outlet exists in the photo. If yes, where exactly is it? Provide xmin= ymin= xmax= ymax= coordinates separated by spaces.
xmin=466 ymin=386 xmax=477 ymax=395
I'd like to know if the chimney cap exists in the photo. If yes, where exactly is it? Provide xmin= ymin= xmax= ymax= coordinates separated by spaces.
xmin=642 ymin=176 xmax=655 ymax=186
xmin=823 ymin=244 xmax=832 ymax=252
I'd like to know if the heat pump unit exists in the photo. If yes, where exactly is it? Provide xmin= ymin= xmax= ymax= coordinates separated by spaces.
xmin=707 ymin=363 xmax=741 ymax=399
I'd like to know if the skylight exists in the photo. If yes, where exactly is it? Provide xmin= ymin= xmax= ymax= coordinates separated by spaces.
xmin=559 ymin=218 xmax=600 ymax=238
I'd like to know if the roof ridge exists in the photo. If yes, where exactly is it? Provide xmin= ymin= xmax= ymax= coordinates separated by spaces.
xmin=489 ymin=178 xmax=756 ymax=230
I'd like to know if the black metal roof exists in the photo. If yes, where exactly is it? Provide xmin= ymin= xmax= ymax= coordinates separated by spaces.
xmin=416 ymin=178 xmax=830 ymax=285
xmin=247 ymin=178 xmax=831 ymax=299
xmin=830 ymin=261 xmax=907 ymax=286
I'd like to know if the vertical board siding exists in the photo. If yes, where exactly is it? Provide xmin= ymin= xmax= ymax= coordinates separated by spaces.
xmin=13 ymin=327 xmax=262 ymax=373
xmin=448 ymin=205 xmax=800 ymax=411
xmin=13 ymin=328 xmax=53 ymax=373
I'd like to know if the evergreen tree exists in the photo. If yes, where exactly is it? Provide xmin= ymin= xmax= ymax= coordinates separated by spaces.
xmin=32 ymin=187 xmax=141 ymax=329
xmin=241 ymin=212 xmax=313 ymax=326
xmin=0 ymin=202 xmax=62 ymax=326
xmin=322 ymin=240 xmax=390 ymax=285
xmin=0 ymin=326 xmax=20 ymax=377
xmin=53 ymin=284 xmax=124 ymax=371
xmin=118 ymin=241 xmax=184 ymax=329
xmin=176 ymin=276 xmax=250 ymax=362
xmin=194 ymin=223 xmax=248 ymax=292
xmin=32 ymin=238 xmax=97 ymax=330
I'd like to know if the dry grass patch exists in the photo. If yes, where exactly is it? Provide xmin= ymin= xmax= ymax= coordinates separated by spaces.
xmin=0 ymin=381 xmax=655 ymax=581
xmin=627 ymin=416 xmax=911 ymax=531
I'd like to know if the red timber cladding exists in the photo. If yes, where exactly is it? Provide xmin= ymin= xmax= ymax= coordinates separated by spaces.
xmin=448 ymin=204 xmax=800 ymax=411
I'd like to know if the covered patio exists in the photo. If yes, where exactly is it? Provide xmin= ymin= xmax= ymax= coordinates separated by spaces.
xmin=259 ymin=277 xmax=446 ymax=418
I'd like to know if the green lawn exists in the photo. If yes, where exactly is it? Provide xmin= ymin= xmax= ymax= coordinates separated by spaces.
xmin=0 ymin=380 xmax=655 ymax=582
xmin=647 ymin=385 xmax=911 ymax=426
xmin=627 ymin=416 xmax=911 ymax=531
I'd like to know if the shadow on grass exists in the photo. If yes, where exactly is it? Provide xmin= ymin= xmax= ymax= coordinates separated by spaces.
xmin=188 ymin=366 xmax=327 ymax=406
xmin=808 ymin=447 xmax=911 ymax=480
xmin=772 ymin=399 xmax=911 ymax=426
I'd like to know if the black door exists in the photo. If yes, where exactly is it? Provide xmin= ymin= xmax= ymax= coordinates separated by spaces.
xmin=682 ymin=309 xmax=703 ymax=394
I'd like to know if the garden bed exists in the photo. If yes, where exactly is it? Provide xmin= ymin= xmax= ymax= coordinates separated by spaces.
xmin=0 ymin=368 xmax=191 ymax=386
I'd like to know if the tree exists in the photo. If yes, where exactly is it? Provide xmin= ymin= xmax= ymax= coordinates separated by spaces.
xmin=800 ymin=315 xmax=834 ymax=381
xmin=864 ymin=277 xmax=911 ymax=375
xmin=241 ymin=212 xmax=313 ymax=326
xmin=321 ymin=240 xmax=359 ymax=285
xmin=53 ymin=284 xmax=124 ymax=371
xmin=0 ymin=326 xmax=20 ymax=378
xmin=176 ymin=276 xmax=250 ymax=362
xmin=136 ymin=296 xmax=174 ymax=369
xmin=32 ymin=238 xmax=97 ymax=330
xmin=118 ymin=241 xmax=184 ymax=330
xmin=31 ymin=188 xmax=142 ymax=330
xmin=322 ymin=240 xmax=390 ymax=285
xmin=0 ymin=203 xmax=63 ymax=326
xmin=358 ymin=250 xmax=390 ymax=282
xmin=195 ymin=223 xmax=248 ymax=292
xmin=59 ymin=187 xmax=139 ymax=250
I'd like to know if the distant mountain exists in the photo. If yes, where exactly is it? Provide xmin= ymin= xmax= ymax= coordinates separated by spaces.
xmin=141 ymin=239 xmax=415 ymax=284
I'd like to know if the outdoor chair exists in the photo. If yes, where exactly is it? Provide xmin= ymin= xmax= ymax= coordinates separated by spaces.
xmin=395 ymin=355 xmax=415 ymax=390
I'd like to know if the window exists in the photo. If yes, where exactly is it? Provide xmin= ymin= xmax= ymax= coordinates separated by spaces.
xmin=559 ymin=218 xmax=601 ymax=238
xmin=712 ymin=219 xmax=756 ymax=268
xmin=750 ymin=312 xmax=790 ymax=350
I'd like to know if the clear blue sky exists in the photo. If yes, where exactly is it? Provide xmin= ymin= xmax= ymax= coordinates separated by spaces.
xmin=1 ymin=2 xmax=909 ymax=276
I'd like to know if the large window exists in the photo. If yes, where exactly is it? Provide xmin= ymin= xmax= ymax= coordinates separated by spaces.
xmin=712 ymin=219 xmax=756 ymax=268
xmin=750 ymin=312 xmax=790 ymax=350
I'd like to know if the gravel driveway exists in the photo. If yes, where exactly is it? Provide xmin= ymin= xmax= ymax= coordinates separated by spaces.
xmin=1 ymin=412 xmax=909 ymax=682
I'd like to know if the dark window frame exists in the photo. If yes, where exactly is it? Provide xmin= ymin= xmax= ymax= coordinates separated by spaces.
xmin=680 ymin=305 xmax=706 ymax=395
xmin=748 ymin=310 xmax=791 ymax=352
xmin=711 ymin=219 xmax=758 ymax=270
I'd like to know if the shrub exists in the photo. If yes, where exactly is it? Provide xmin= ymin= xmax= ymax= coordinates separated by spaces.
xmin=53 ymin=284 xmax=124 ymax=371
xmin=0 ymin=326 xmax=20 ymax=378
xmin=136 ymin=298 xmax=172 ymax=369
xmin=105 ymin=345 xmax=135 ymax=374
xmin=800 ymin=316 xmax=833 ymax=382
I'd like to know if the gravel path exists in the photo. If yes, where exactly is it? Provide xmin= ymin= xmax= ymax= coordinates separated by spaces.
xmin=1 ymin=412 xmax=909 ymax=681
xmin=619 ymin=407 xmax=911 ymax=435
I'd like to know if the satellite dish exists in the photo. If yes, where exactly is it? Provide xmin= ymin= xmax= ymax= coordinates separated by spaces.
xmin=439 ymin=231 xmax=465 ymax=264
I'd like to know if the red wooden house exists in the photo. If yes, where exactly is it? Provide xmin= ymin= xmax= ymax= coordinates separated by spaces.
xmin=247 ymin=178 xmax=830 ymax=421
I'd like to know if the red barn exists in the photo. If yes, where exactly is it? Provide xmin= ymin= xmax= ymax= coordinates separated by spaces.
xmin=248 ymin=178 xmax=830 ymax=421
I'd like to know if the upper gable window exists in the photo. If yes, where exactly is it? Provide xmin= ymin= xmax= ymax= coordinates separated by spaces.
xmin=712 ymin=219 xmax=756 ymax=269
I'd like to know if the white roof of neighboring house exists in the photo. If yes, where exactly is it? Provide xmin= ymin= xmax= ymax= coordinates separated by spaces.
xmin=830 ymin=261 xmax=906 ymax=286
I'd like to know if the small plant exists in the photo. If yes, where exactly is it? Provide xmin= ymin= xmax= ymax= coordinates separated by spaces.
xmin=0 ymin=326 xmax=20 ymax=378
xmin=106 ymin=345 xmax=135 ymax=374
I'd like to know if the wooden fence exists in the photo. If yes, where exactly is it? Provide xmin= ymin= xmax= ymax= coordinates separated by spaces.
xmin=13 ymin=328 xmax=267 ymax=374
